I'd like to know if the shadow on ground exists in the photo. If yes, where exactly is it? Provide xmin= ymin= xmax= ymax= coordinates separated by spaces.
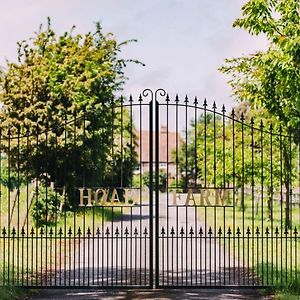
xmin=27 ymin=288 xmax=274 ymax=300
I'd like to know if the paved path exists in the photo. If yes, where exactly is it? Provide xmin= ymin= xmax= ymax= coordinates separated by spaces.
xmin=41 ymin=192 xmax=256 ymax=287
xmin=27 ymin=288 xmax=274 ymax=300
xmin=47 ymin=192 xmax=243 ymax=286
xmin=47 ymin=191 xmax=152 ymax=286
xmin=27 ymin=192 xmax=275 ymax=298
xmin=157 ymin=193 xmax=242 ymax=286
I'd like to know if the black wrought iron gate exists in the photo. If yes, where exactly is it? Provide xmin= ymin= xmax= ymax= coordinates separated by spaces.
xmin=0 ymin=89 xmax=299 ymax=288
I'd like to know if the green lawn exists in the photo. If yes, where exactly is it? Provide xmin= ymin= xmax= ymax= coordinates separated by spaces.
xmin=0 ymin=183 xmax=125 ymax=288
xmin=199 ymin=192 xmax=300 ymax=294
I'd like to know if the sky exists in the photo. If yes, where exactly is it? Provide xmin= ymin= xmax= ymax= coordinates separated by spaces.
xmin=0 ymin=0 xmax=269 ymax=111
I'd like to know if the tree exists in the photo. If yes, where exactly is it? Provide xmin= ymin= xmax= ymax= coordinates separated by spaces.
xmin=177 ymin=104 xmax=297 ymax=224
xmin=220 ymin=0 xmax=300 ymax=226
xmin=220 ymin=0 xmax=300 ymax=131
xmin=0 ymin=18 xmax=141 ymax=206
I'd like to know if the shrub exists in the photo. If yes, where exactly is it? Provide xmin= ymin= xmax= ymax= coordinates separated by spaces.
xmin=132 ymin=174 xmax=142 ymax=188
xmin=0 ymin=164 xmax=26 ymax=190
xmin=143 ymin=170 xmax=167 ymax=192
xmin=31 ymin=186 xmax=63 ymax=226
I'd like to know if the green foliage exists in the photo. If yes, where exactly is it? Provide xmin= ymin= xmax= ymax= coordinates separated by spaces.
xmin=219 ymin=0 xmax=299 ymax=227
xmin=143 ymin=170 xmax=167 ymax=192
xmin=0 ymin=261 xmax=37 ymax=298
xmin=257 ymin=263 xmax=300 ymax=296
xmin=0 ymin=18 xmax=141 ymax=201
xmin=274 ymin=292 xmax=300 ymax=299
xmin=0 ymin=164 xmax=26 ymax=190
xmin=220 ymin=0 xmax=300 ymax=132
xmin=31 ymin=186 xmax=63 ymax=226
xmin=177 ymin=107 xmax=298 ymax=223
xmin=0 ymin=287 xmax=28 ymax=300
xmin=0 ymin=18 xmax=142 ymax=129
xmin=132 ymin=174 xmax=142 ymax=188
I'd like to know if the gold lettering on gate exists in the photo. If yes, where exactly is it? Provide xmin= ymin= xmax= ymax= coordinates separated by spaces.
xmin=78 ymin=187 xmax=142 ymax=206
xmin=200 ymin=189 xmax=211 ymax=206
xmin=124 ymin=188 xmax=139 ymax=205
xmin=111 ymin=188 xmax=120 ymax=204
xmin=171 ymin=188 xmax=233 ymax=207
xmin=94 ymin=188 xmax=108 ymax=205
xmin=215 ymin=189 xmax=230 ymax=205
xmin=79 ymin=188 xmax=92 ymax=207
xmin=185 ymin=189 xmax=196 ymax=206
xmin=123 ymin=188 xmax=130 ymax=204
xmin=78 ymin=187 xmax=232 ymax=207
xmin=172 ymin=190 xmax=181 ymax=205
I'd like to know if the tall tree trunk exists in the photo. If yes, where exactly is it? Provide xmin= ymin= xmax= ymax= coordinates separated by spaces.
xmin=267 ymin=188 xmax=272 ymax=221
xmin=284 ymin=179 xmax=291 ymax=228
xmin=283 ymin=147 xmax=291 ymax=228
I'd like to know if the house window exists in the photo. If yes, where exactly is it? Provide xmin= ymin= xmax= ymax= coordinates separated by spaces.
xmin=159 ymin=162 xmax=167 ymax=168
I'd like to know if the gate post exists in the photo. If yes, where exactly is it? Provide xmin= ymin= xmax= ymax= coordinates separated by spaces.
xmin=154 ymin=89 xmax=166 ymax=288
xmin=143 ymin=88 xmax=155 ymax=288
xmin=149 ymin=97 xmax=154 ymax=288
xmin=155 ymin=98 xmax=160 ymax=288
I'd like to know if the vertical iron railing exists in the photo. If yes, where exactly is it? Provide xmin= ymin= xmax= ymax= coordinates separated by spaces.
xmin=155 ymin=91 xmax=300 ymax=288
xmin=0 ymin=89 xmax=298 ymax=288
xmin=0 ymin=92 xmax=155 ymax=288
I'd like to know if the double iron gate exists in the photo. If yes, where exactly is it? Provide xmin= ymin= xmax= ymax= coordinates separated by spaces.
xmin=0 ymin=88 xmax=299 ymax=288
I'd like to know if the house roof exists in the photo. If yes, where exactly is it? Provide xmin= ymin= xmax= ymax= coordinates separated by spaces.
xmin=136 ymin=126 xmax=183 ymax=163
